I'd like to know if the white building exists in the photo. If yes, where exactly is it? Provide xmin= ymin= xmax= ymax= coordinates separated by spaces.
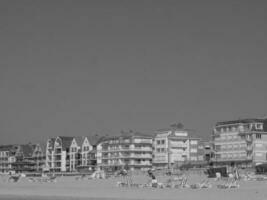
xmin=153 ymin=125 xmax=204 ymax=168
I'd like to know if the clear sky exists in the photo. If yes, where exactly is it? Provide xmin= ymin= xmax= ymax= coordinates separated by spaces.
xmin=1 ymin=1 xmax=267 ymax=145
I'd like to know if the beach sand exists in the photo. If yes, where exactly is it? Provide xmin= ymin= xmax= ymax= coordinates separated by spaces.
xmin=0 ymin=174 xmax=266 ymax=200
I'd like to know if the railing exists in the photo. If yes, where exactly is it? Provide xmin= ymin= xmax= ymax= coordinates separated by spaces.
xmin=101 ymin=154 xmax=152 ymax=159
xmin=101 ymin=147 xmax=152 ymax=152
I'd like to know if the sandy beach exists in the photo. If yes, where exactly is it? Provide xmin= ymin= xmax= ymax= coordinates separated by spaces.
xmin=0 ymin=174 xmax=267 ymax=200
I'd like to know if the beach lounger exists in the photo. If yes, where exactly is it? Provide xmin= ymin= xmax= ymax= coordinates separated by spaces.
xmin=217 ymin=179 xmax=239 ymax=189
xmin=174 ymin=177 xmax=189 ymax=188
xmin=75 ymin=174 xmax=86 ymax=180
xmin=190 ymin=180 xmax=212 ymax=189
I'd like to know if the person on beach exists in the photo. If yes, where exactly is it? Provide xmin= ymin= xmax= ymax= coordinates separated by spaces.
xmin=147 ymin=169 xmax=158 ymax=187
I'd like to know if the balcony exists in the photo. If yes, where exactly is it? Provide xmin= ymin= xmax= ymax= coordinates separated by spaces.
xmin=130 ymin=154 xmax=152 ymax=159
xmin=101 ymin=147 xmax=152 ymax=152
xmin=170 ymin=144 xmax=187 ymax=149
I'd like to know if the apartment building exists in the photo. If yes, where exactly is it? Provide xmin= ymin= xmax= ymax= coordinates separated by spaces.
xmin=46 ymin=136 xmax=74 ymax=172
xmin=77 ymin=135 xmax=103 ymax=171
xmin=0 ymin=145 xmax=17 ymax=173
xmin=97 ymin=131 xmax=153 ymax=171
xmin=212 ymin=118 xmax=267 ymax=167
xmin=13 ymin=143 xmax=45 ymax=172
xmin=46 ymin=136 xmax=102 ymax=172
xmin=153 ymin=124 xmax=204 ymax=168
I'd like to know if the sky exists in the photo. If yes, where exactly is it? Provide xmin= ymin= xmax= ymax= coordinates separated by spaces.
xmin=0 ymin=1 xmax=267 ymax=145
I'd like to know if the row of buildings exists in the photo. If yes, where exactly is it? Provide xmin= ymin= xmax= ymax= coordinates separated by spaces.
xmin=1 ymin=118 xmax=267 ymax=173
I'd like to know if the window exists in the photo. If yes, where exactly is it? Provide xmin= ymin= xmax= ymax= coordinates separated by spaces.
xmin=256 ymin=143 xmax=263 ymax=147
xmin=190 ymin=140 xmax=198 ymax=145
xmin=157 ymin=140 xmax=160 ymax=145
xmin=161 ymin=148 xmax=165 ymax=152
xmin=161 ymin=140 xmax=165 ymax=145
xmin=190 ymin=148 xmax=197 ymax=153
xmin=157 ymin=148 xmax=160 ymax=152
xmin=255 ymin=123 xmax=263 ymax=130
xmin=256 ymin=134 xmax=262 ymax=139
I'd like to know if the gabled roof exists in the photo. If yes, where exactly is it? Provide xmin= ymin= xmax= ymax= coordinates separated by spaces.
xmin=0 ymin=145 xmax=17 ymax=152
xmin=19 ymin=144 xmax=35 ymax=157
xmin=47 ymin=138 xmax=56 ymax=149
xmin=87 ymin=135 xmax=106 ymax=146
xmin=57 ymin=136 xmax=75 ymax=150
xmin=73 ymin=136 xmax=85 ymax=147
xmin=38 ymin=142 xmax=47 ymax=154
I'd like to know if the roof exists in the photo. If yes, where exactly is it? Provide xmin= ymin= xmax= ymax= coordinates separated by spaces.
xmin=38 ymin=142 xmax=47 ymax=154
xmin=74 ymin=136 xmax=85 ymax=147
xmin=216 ymin=118 xmax=267 ymax=126
xmin=157 ymin=127 xmax=201 ymax=139
xmin=57 ymin=136 xmax=75 ymax=150
xmin=0 ymin=145 xmax=17 ymax=152
xmin=47 ymin=138 xmax=56 ymax=149
xmin=19 ymin=144 xmax=35 ymax=157
xmin=119 ymin=130 xmax=153 ymax=138
xmin=87 ymin=135 xmax=105 ymax=146
xmin=99 ymin=131 xmax=153 ymax=143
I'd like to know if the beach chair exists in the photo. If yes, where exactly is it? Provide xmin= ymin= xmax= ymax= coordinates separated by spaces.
xmin=217 ymin=179 xmax=239 ymax=189
xmin=175 ymin=176 xmax=189 ymax=188
xmin=190 ymin=180 xmax=212 ymax=189
xmin=28 ymin=177 xmax=37 ymax=182
xmin=47 ymin=175 xmax=57 ymax=182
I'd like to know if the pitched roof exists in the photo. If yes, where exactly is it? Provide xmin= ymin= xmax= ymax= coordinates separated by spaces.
xmin=19 ymin=144 xmax=35 ymax=157
xmin=58 ymin=136 xmax=74 ymax=150
xmin=87 ymin=135 xmax=106 ymax=146
xmin=73 ymin=136 xmax=85 ymax=147
xmin=38 ymin=142 xmax=47 ymax=154
xmin=0 ymin=145 xmax=17 ymax=152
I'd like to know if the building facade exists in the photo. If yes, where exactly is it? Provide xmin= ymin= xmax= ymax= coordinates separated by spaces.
xmin=13 ymin=143 xmax=45 ymax=172
xmin=153 ymin=124 xmax=204 ymax=168
xmin=77 ymin=135 xmax=102 ymax=172
xmin=45 ymin=136 xmax=102 ymax=172
xmin=212 ymin=118 xmax=267 ymax=167
xmin=46 ymin=136 xmax=74 ymax=172
xmin=97 ymin=132 xmax=153 ymax=171
xmin=0 ymin=145 xmax=17 ymax=173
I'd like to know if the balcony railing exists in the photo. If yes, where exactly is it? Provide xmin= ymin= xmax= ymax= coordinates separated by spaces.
xmin=101 ymin=147 xmax=152 ymax=152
